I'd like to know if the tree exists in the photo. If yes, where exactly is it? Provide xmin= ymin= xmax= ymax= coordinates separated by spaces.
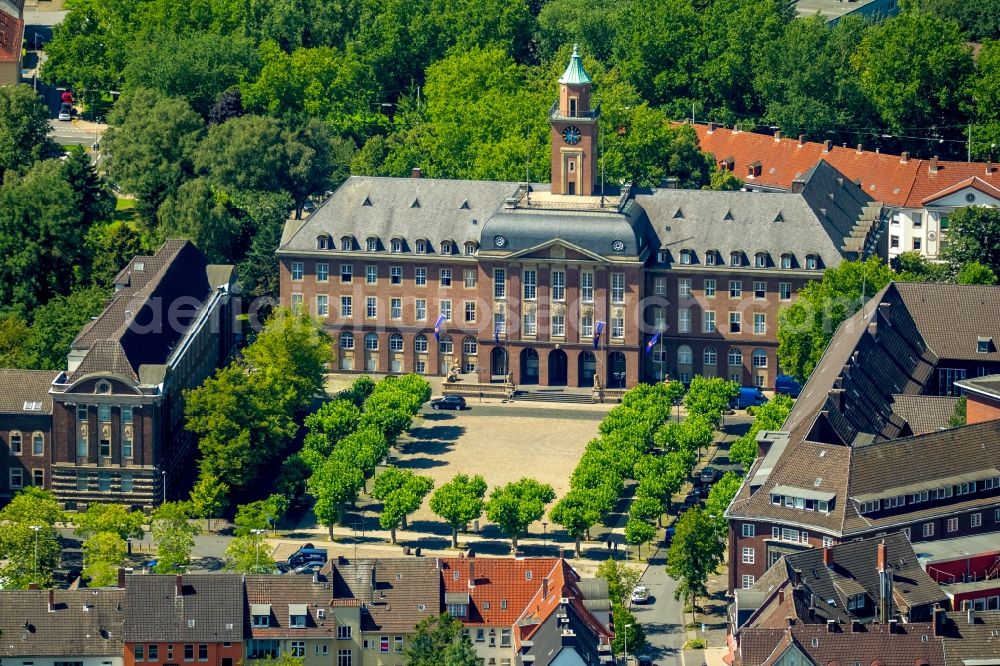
xmin=82 ymin=532 xmax=127 ymax=586
xmin=891 ymin=251 xmax=951 ymax=283
xmin=234 ymin=495 xmax=288 ymax=535
xmin=308 ymin=456 xmax=365 ymax=539
xmin=83 ymin=220 xmax=152 ymax=288
xmin=549 ymin=490 xmax=602 ymax=557
xmin=596 ymin=558 xmax=642 ymax=608
xmin=0 ymin=85 xmax=55 ymax=177
xmin=949 ymin=395 xmax=967 ymax=428
xmin=704 ymin=471 xmax=743 ymax=538
xmin=194 ymin=114 xmax=286 ymax=193
xmin=62 ymin=150 xmax=116 ymax=225
xmin=405 ymin=614 xmax=479 ymax=666
xmin=943 ymin=207 xmax=1000 ymax=276
xmin=189 ymin=472 xmax=229 ymax=531
xmin=665 ymin=507 xmax=726 ymax=626
xmin=683 ymin=377 xmax=738 ymax=428
xmin=729 ymin=393 xmax=795 ymax=470
xmin=0 ymin=486 xmax=65 ymax=526
xmin=611 ymin=603 xmax=646 ymax=657
xmin=209 ymin=89 xmax=245 ymax=126
xmin=924 ymin=0 xmax=1000 ymax=43
xmin=371 ymin=468 xmax=434 ymax=545
xmin=74 ymin=503 xmax=145 ymax=540
xmin=303 ymin=400 xmax=363 ymax=458
xmin=0 ymin=488 xmax=63 ymax=588
xmin=485 ymin=478 xmax=556 ymax=553
xmin=777 ymin=257 xmax=895 ymax=383
xmin=224 ymin=532 xmax=275 ymax=573
xmin=429 ymin=474 xmax=488 ymax=549
xmin=157 ymin=178 xmax=240 ymax=263
xmin=957 ymin=261 xmax=998 ymax=285
xmin=20 ymin=287 xmax=109 ymax=370
xmin=624 ymin=517 xmax=657 ymax=559
xmin=0 ymin=314 xmax=31 ymax=367
xmin=150 ymin=502 xmax=199 ymax=573
xmin=232 ymin=190 xmax=295 ymax=299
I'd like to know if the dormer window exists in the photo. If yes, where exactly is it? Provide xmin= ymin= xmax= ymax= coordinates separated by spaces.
xmin=706 ymin=251 xmax=717 ymax=266
xmin=657 ymin=250 xmax=669 ymax=264
xmin=465 ymin=242 xmax=477 ymax=256
xmin=755 ymin=252 xmax=768 ymax=268
xmin=392 ymin=239 xmax=403 ymax=253
xmin=978 ymin=337 xmax=994 ymax=353
xmin=96 ymin=381 xmax=111 ymax=394
xmin=441 ymin=241 xmax=453 ymax=255
xmin=341 ymin=237 xmax=353 ymax=251
xmin=289 ymin=605 xmax=308 ymax=628
xmin=366 ymin=238 xmax=379 ymax=252
xmin=730 ymin=251 xmax=742 ymax=267
xmin=680 ymin=250 xmax=693 ymax=265
xmin=251 ymin=606 xmax=271 ymax=628
xmin=806 ymin=254 xmax=819 ymax=270
xmin=781 ymin=254 xmax=793 ymax=269
xmin=416 ymin=240 xmax=427 ymax=254
xmin=317 ymin=236 xmax=329 ymax=250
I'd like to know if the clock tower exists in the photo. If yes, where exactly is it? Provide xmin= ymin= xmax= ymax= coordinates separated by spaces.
xmin=550 ymin=45 xmax=599 ymax=196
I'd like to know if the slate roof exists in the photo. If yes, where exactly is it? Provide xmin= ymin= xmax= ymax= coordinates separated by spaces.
xmin=0 ymin=589 xmax=125 ymax=657
xmin=939 ymin=610 xmax=1000 ymax=666
xmin=895 ymin=282 xmax=1000 ymax=362
xmin=123 ymin=574 xmax=244 ymax=643
xmin=0 ymin=369 xmax=58 ymax=415
xmin=439 ymin=557 xmax=561 ymax=628
xmin=690 ymin=122 xmax=1000 ymax=209
xmin=890 ymin=395 xmax=959 ymax=435
xmin=244 ymin=575 xmax=357 ymax=639
xmin=737 ymin=623 xmax=943 ymax=666
xmin=637 ymin=160 xmax=883 ymax=271
xmin=331 ymin=558 xmax=440 ymax=633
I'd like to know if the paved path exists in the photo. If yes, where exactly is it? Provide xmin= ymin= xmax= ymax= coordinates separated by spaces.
xmin=632 ymin=545 xmax=686 ymax=666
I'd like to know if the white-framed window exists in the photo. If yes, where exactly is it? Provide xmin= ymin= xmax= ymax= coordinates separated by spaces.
xmin=741 ymin=575 xmax=755 ymax=589
xmin=551 ymin=313 xmax=565 ymax=336
xmin=523 ymin=312 xmax=536 ymax=336
xmin=366 ymin=265 xmax=377 ymax=284
xmin=752 ymin=349 xmax=767 ymax=368
xmin=416 ymin=240 xmax=427 ymax=254
xmin=781 ymin=254 xmax=792 ymax=269
xmin=316 ymin=295 xmax=329 ymax=317
xmin=923 ymin=522 xmax=934 ymax=537
xmin=680 ymin=249 xmax=693 ymax=264
xmin=582 ymin=271 xmax=595 ymax=301
xmin=390 ymin=266 xmax=402 ymax=284
xmin=972 ymin=512 xmax=982 ymax=528
xmin=947 ymin=517 xmax=958 ymax=532
xmin=677 ymin=345 xmax=693 ymax=365
xmin=465 ymin=242 xmax=477 ymax=256
xmin=742 ymin=547 xmax=755 ymax=564
xmin=581 ymin=315 xmax=594 ymax=337
xmin=806 ymin=255 xmax=818 ymax=270
xmin=729 ymin=280 xmax=742 ymax=298
xmin=551 ymin=271 xmax=565 ymax=301
xmin=755 ymin=253 xmax=767 ymax=268
xmin=341 ymin=296 xmax=352 ymax=317
xmin=704 ymin=278 xmax=716 ymax=298
xmin=365 ymin=333 xmax=379 ymax=351
xmin=462 ymin=337 xmax=478 ymax=355
xmin=494 ymin=268 xmax=506 ymax=298
xmin=464 ymin=301 xmax=476 ymax=323
xmin=290 ymin=642 xmax=305 ymax=657
xmin=704 ymin=347 xmax=717 ymax=365
xmin=391 ymin=239 xmax=403 ymax=253
xmin=611 ymin=316 xmax=624 ymax=339
xmin=779 ymin=282 xmax=791 ymax=300
xmin=394 ymin=636 xmax=403 ymax=654
xmin=390 ymin=298 xmax=402 ymax=319
xmin=340 ymin=332 xmax=354 ymax=350
xmin=523 ymin=269 xmax=537 ymax=299
xmin=441 ymin=241 xmax=453 ymax=255
xmin=860 ymin=500 xmax=880 ymax=514
xmin=847 ymin=593 xmax=865 ymax=611
xmin=337 ymin=649 xmax=352 ymax=666
xmin=440 ymin=268 xmax=452 ymax=287
xmin=678 ymin=309 xmax=691 ymax=333
xmin=316 ymin=263 xmax=329 ymax=282
xmin=493 ymin=311 xmax=506 ymax=334
xmin=341 ymin=237 xmax=353 ymax=251
xmin=415 ymin=266 xmax=427 ymax=286
xmin=704 ymin=311 xmax=716 ymax=333
xmin=9 ymin=468 xmax=23 ymax=489
xmin=340 ymin=264 xmax=353 ymax=283
xmin=653 ymin=277 xmax=666 ymax=296
xmin=337 ymin=625 xmax=352 ymax=640
xmin=440 ymin=299 xmax=452 ymax=321
xmin=679 ymin=278 xmax=692 ymax=299
xmin=315 ymin=646 xmax=328 ymax=656
xmin=464 ymin=269 xmax=476 ymax=288
xmin=291 ymin=262 xmax=304 ymax=281
xmin=742 ymin=523 xmax=755 ymax=538
xmin=612 ymin=273 xmax=625 ymax=303
xmin=754 ymin=313 xmax=766 ymax=334
xmin=389 ymin=334 xmax=403 ymax=352
xmin=730 ymin=252 xmax=742 ymax=267
xmin=706 ymin=251 xmax=717 ymax=266
xmin=415 ymin=299 xmax=426 ymax=321
xmin=753 ymin=281 xmax=766 ymax=298
xmin=439 ymin=336 xmax=453 ymax=354
xmin=9 ymin=431 xmax=22 ymax=455
xmin=366 ymin=238 xmax=379 ymax=252
xmin=728 ymin=348 xmax=743 ymax=367
xmin=366 ymin=297 xmax=377 ymax=318
xmin=823 ymin=536 xmax=834 ymax=548
xmin=729 ymin=311 xmax=741 ymax=333
xmin=414 ymin=334 xmax=428 ymax=353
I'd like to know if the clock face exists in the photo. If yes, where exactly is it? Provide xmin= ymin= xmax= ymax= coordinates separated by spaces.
xmin=494 ymin=235 xmax=507 ymax=248
xmin=562 ymin=126 xmax=582 ymax=145
xmin=612 ymin=239 xmax=625 ymax=252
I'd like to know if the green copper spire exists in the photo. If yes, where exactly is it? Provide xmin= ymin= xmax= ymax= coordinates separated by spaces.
xmin=558 ymin=44 xmax=591 ymax=85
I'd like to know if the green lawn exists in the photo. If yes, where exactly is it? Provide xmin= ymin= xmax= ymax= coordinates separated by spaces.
xmin=113 ymin=197 xmax=140 ymax=224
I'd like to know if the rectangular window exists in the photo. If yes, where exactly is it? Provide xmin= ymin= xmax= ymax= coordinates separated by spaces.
xmin=380 ymin=636 xmax=389 ymax=653
xmin=390 ymin=298 xmax=401 ymax=319
xmin=729 ymin=312 xmax=741 ymax=333
xmin=99 ymin=404 xmax=110 ymax=422
xmin=76 ymin=472 xmax=87 ymax=491
xmin=365 ymin=265 xmax=377 ymax=284
xmin=753 ymin=281 xmax=766 ymax=299
xmin=121 ymin=475 xmax=133 ymax=493
xmin=415 ymin=299 xmax=426 ymax=321
xmin=135 ymin=645 xmax=145 ymax=662
xmin=823 ymin=536 xmax=834 ymax=548
xmin=523 ymin=269 xmax=537 ymax=299
xmin=581 ymin=315 xmax=593 ymax=337
xmin=316 ymin=263 xmax=329 ymax=282
xmin=612 ymin=273 xmax=625 ymax=303
xmin=475 ymin=629 xmax=485 ymax=642
xmin=366 ymin=297 xmax=377 ymax=319
xmin=340 ymin=264 xmax=353 ymax=283
xmin=32 ymin=433 xmax=43 ymax=456
xmin=494 ymin=269 xmax=506 ymax=298
xmin=704 ymin=311 xmax=716 ymax=333
xmin=729 ymin=280 xmax=742 ymax=298
xmin=678 ymin=309 xmax=691 ymax=333
xmin=317 ymin=295 xmax=329 ymax=317
xmin=122 ymin=424 xmax=133 ymax=459
xmin=913 ymin=212 xmax=923 ymax=228
xmin=315 ymin=646 xmax=328 ymax=656
xmin=184 ymin=645 xmax=193 ymax=662
xmin=781 ymin=527 xmax=799 ymax=542
xmin=923 ymin=522 xmax=934 ymax=537
xmin=99 ymin=473 xmax=111 ymax=492
xmin=148 ymin=646 xmax=158 ymax=662
xmin=337 ymin=649 xmax=352 ymax=666
xmin=440 ymin=268 xmax=452 ymax=287
xmin=890 ymin=235 xmax=900 ymax=249
xmin=394 ymin=637 xmax=403 ymax=654
xmin=291 ymin=262 xmax=303 ymax=281
xmin=464 ymin=301 xmax=476 ymax=323
xmin=754 ymin=313 xmax=766 ymax=335
xmin=290 ymin=643 xmax=304 ymax=658
xmin=913 ymin=237 xmax=922 ymax=250
xmin=779 ymin=282 xmax=791 ymax=301
xmin=742 ymin=575 xmax=755 ymax=590
xmin=972 ymin=512 xmax=982 ymax=528
xmin=337 ymin=625 xmax=352 ymax=640
xmin=500 ymin=628 xmax=511 ymax=647
xmin=341 ymin=296 xmax=352 ymax=317
xmin=611 ymin=317 xmax=624 ymax=339
xmin=464 ymin=269 xmax=477 ymax=288
xmin=198 ymin=646 xmax=208 ymax=661
xmin=704 ymin=279 xmax=716 ymax=298
xmin=582 ymin=271 xmax=595 ymax=302
xmin=772 ymin=527 xmax=780 ymax=539
xmin=31 ymin=469 xmax=43 ymax=487
xmin=390 ymin=266 xmax=402 ymax=284
xmin=100 ymin=438 xmax=111 ymax=458
xmin=653 ymin=277 xmax=666 ymax=297
xmin=742 ymin=524 xmax=755 ymax=538
xmin=415 ymin=267 xmax=427 ymax=286
xmin=290 ymin=293 xmax=303 ymax=311
xmin=440 ymin=300 xmax=452 ymax=321
xmin=742 ymin=547 xmax=755 ymax=564
xmin=551 ymin=271 xmax=565 ymax=301
xmin=523 ymin=312 xmax=536 ymax=336
xmin=679 ymin=278 xmax=692 ymax=299
xmin=551 ymin=313 xmax=565 ymax=337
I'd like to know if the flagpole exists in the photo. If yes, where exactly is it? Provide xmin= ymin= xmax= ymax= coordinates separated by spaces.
xmin=659 ymin=333 xmax=664 ymax=382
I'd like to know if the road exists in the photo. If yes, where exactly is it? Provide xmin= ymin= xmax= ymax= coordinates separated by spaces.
xmin=48 ymin=119 xmax=103 ymax=146
xmin=631 ymin=545 xmax=687 ymax=666
xmin=420 ymin=401 xmax=608 ymax=421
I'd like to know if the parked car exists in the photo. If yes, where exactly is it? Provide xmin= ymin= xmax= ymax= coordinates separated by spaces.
xmin=630 ymin=585 xmax=651 ymax=604
xmin=58 ymin=103 xmax=72 ymax=121
xmin=699 ymin=466 xmax=718 ymax=484
xmin=731 ymin=387 xmax=768 ymax=410
xmin=430 ymin=395 xmax=467 ymax=410
xmin=637 ymin=657 xmax=655 ymax=666
xmin=287 ymin=545 xmax=328 ymax=568
xmin=775 ymin=374 xmax=803 ymax=398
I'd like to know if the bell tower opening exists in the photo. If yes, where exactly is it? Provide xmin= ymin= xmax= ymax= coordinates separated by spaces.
xmin=550 ymin=44 xmax=599 ymax=196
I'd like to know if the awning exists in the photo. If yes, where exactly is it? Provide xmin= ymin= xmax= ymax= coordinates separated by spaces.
xmin=852 ymin=468 xmax=1000 ymax=504
xmin=444 ymin=592 xmax=470 ymax=605
xmin=770 ymin=485 xmax=836 ymax=503
xmin=288 ymin=604 xmax=309 ymax=616
xmin=251 ymin=604 xmax=271 ymax=616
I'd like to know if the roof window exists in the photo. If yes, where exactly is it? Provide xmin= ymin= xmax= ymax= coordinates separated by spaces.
xmin=978 ymin=336 xmax=994 ymax=353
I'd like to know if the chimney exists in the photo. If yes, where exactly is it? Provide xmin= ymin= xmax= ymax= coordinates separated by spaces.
xmin=932 ymin=606 xmax=945 ymax=637
xmin=411 ymin=167 xmax=422 ymax=179
xmin=708 ymin=122 xmax=716 ymax=133
xmin=823 ymin=140 xmax=832 ymax=153
xmin=785 ymin=616 xmax=795 ymax=627
xmin=889 ymin=619 xmax=898 ymax=634
xmin=857 ymin=143 xmax=863 ymax=154
xmin=851 ymin=620 xmax=861 ymax=633
xmin=823 ymin=547 xmax=834 ymax=569
xmin=827 ymin=389 xmax=844 ymax=411
xmin=900 ymin=151 xmax=909 ymax=164
xmin=778 ymin=589 xmax=785 ymax=606
xmin=929 ymin=157 xmax=939 ymax=173
xmin=117 ymin=567 xmax=126 ymax=589
xmin=542 ymin=577 xmax=549 ymax=599
xmin=28 ymin=583 xmax=39 ymax=590
xmin=175 ymin=575 xmax=183 ymax=597
xmin=967 ymin=608 xmax=975 ymax=625
xmin=987 ymin=161 xmax=993 ymax=175
xmin=798 ymin=134 xmax=805 ymax=147
xmin=468 ymin=560 xmax=475 ymax=589
xmin=877 ymin=302 xmax=891 ymax=325
xmin=877 ymin=542 xmax=887 ymax=573
xmin=792 ymin=569 xmax=803 ymax=588
xmin=48 ymin=589 xmax=55 ymax=612
xmin=775 ymin=131 xmax=782 ymax=142
xmin=827 ymin=619 xmax=837 ymax=633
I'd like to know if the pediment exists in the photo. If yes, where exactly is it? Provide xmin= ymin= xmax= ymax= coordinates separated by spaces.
xmin=505 ymin=238 xmax=608 ymax=263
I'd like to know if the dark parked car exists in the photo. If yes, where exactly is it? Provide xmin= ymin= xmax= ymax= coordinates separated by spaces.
xmin=288 ymin=545 xmax=327 ymax=568
xmin=430 ymin=395 xmax=467 ymax=410
xmin=775 ymin=374 xmax=803 ymax=398
xmin=730 ymin=387 xmax=768 ymax=410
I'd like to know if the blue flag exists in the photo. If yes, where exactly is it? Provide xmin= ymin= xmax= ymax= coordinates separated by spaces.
xmin=593 ymin=320 xmax=606 ymax=350
xmin=645 ymin=332 xmax=660 ymax=355
xmin=494 ymin=325 xmax=501 ymax=346
xmin=434 ymin=314 xmax=447 ymax=341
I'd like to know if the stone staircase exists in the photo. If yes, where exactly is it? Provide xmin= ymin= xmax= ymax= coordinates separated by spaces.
xmin=511 ymin=388 xmax=595 ymax=404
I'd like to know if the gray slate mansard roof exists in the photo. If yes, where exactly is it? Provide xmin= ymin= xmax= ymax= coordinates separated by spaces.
xmin=0 ymin=589 xmax=125 ymax=657
xmin=124 ymin=574 xmax=244 ymax=643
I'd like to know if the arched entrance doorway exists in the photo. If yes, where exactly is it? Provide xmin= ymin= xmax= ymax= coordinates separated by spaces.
xmin=548 ymin=349 xmax=568 ymax=386
xmin=578 ymin=351 xmax=596 ymax=387
xmin=520 ymin=348 xmax=539 ymax=385
xmin=608 ymin=351 xmax=626 ymax=388
xmin=491 ymin=347 xmax=508 ymax=381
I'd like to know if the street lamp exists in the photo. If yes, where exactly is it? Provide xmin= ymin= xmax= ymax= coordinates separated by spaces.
xmin=623 ymin=623 xmax=633 ymax=665
xmin=162 ymin=470 xmax=167 ymax=503
xmin=251 ymin=529 xmax=265 ymax=573
xmin=30 ymin=525 xmax=41 ymax=582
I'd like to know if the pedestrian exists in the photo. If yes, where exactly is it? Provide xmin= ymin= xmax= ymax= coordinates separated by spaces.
xmin=607 ymin=540 xmax=612 ymax=550
xmin=613 ymin=541 xmax=618 ymax=551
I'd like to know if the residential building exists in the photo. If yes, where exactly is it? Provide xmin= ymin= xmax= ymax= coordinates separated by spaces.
xmin=0 ymin=588 xmax=125 ymax=666
xmin=691 ymin=122 xmax=1000 ymax=261
xmin=244 ymin=575 xmax=361 ymax=666
xmin=0 ymin=240 xmax=238 ymax=510
xmin=0 ymin=0 xmax=23 ymax=86
xmin=330 ymin=558 xmax=441 ymax=666
xmin=123 ymin=575 xmax=244 ymax=666
xmin=937 ymin=609 xmax=1000 ymax=665
xmin=277 ymin=49 xmax=885 ymax=389
xmin=0 ymin=369 xmax=58 ymax=499
xmin=726 ymin=282 xmax=1000 ymax=592
xmin=956 ymin=374 xmax=1000 ymax=424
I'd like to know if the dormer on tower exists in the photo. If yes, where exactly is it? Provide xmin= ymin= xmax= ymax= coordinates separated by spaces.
xmin=550 ymin=45 xmax=600 ymax=196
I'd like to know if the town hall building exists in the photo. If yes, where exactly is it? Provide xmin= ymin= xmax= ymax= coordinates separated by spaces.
xmin=277 ymin=47 xmax=887 ymax=389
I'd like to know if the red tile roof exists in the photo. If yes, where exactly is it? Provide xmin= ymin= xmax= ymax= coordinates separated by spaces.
xmin=919 ymin=175 xmax=1000 ymax=206
xmin=689 ymin=123 xmax=1000 ymax=209
xmin=514 ymin=560 xmax=613 ymax=646
xmin=0 ymin=10 xmax=22 ymax=63
xmin=439 ymin=557 xmax=560 ymax=627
